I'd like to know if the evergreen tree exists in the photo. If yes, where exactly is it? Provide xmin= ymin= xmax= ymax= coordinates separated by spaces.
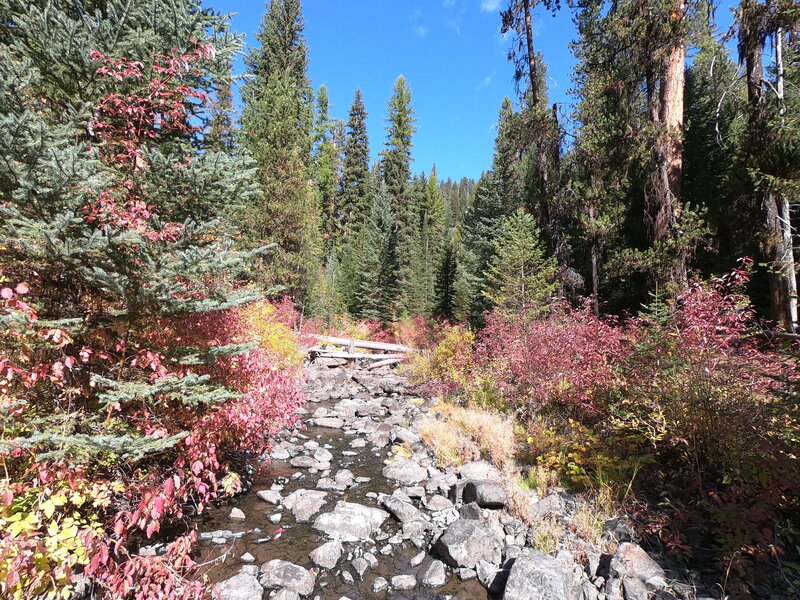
xmin=358 ymin=183 xmax=397 ymax=320
xmin=380 ymin=76 xmax=418 ymax=313
xmin=420 ymin=166 xmax=446 ymax=314
xmin=0 ymin=0 xmax=261 ymax=528
xmin=314 ymin=85 xmax=341 ymax=249
xmin=241 ymin=0 xmax=320 ymax=297
xmin=206 ymin=59 xmax=236 ymax=152
xmin=482 ymin=209 xmax=558 ymax=318
xmin=339 ymin=89 xmax=372 ymax=237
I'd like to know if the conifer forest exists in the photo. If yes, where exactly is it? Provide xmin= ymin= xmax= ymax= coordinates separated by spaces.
xmin=1 ymin=1 xmax=800 ymax=599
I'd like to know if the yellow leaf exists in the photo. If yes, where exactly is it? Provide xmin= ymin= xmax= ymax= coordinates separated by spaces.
xmin=41 ymin=500 xmax=56 ymax=519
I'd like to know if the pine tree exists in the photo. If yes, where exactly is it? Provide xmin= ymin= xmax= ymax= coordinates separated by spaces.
xmin=420 ymin=166 xmax=446 ymax=314
xmin=358 ymin=183 xmax=397 ymax=320
xmin=314 ymin=85 xmax=341 ymax=249
xmin=339 ymin=89 xmax=372 ymax=237
xmin=241 ymin=0 xmax=319 ymax=296
xmin=380 ymin=75 xmax=418 ymax=314
xmin=482 ymin=209 xmax=558 ymax=319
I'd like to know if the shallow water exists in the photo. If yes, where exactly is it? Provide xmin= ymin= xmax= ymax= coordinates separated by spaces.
xmin=194 ymin=395 xmax=489 ymax=600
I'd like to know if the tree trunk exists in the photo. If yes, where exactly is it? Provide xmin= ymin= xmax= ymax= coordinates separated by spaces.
xmin=522 ymin=0 xmax=538 ymax=106
xmin=649 ymin=0 xmax=687 ymax=291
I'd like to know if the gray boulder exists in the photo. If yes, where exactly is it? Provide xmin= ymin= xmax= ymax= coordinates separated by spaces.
xmin=382 ymin=459 xmax=428 ymax=485
xmin=391 ymin=574 xmax=416 ymax=590
xmin=314 ymin=417 xmax=344 ymax=429
xmin=212 ymin=573 xmax=263 ymax=600
xmin=434 ymin=519 xmax=503 ymax=569
xmin=503 ymin=548 xmax=573 ymax=600
xmin=308 ymin=540 xmax=342 ymax=569
xmin=421 ymin=559 xmax=447 ymax=587
xmin=459 ymin=460 xmax=502 ymax=481
xmin=463 ymin=480 xmax=507 ymax=508
xmin=260 ymin=560 xmax=315 ymax=597
xmin=312 ymin=501 xmax=389 ymax=541
xmin=381 ymin=495 xmax=423 ymax=523
xmin=609 ymin=543 xmax=666 ymax=590
xmin=256 ymin=490 xmax=282 ymax=504
xmin=283 ymin=489 xmax=327 ymax=522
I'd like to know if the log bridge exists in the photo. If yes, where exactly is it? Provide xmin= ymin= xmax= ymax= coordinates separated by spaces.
xmin=306 ymin=334 xmax=413 ymax=370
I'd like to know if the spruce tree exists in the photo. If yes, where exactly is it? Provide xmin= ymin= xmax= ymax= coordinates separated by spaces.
xmin=241 ymin=0 xmax=320 ymax=297
xmin=314 ymin=85 xmax=341 ymax=249
xmin=0 ymin=0 xmax=262 ymax=561
xmin=358 ymin=183 xmax=397 ymax=320
xmin=482 ymin=209 xmax=558 ymax=319
xmin=421 ymin=167 xmax=446 ymax=314
xmin=380 ymin=75 xmax=418 ymax=314
xmin=339 ymin=89 xmax=372 ymax=237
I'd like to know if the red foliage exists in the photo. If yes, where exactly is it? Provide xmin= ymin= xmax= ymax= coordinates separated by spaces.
xmin=477 ymin=304 xmax=628 ymax=416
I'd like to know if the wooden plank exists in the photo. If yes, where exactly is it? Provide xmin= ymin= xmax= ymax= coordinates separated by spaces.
xmin=366 ymin=358 xmax=403 ymax=370
xmin=306 ymin=334 xmax=412 ymax=353
xmin=308 ymin=349 xmax=406 ymax=360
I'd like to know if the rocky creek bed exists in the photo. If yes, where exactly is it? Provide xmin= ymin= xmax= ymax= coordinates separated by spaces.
xmin=185 ymin=361 xmax=719 ymax=600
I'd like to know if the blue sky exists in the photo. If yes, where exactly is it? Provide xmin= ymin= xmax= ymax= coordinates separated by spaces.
xmin=213 ymin=0 xmax=739 ymax=182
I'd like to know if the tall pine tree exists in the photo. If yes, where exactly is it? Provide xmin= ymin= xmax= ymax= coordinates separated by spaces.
xmin=241 ymin=0 xmax=321 ymax=297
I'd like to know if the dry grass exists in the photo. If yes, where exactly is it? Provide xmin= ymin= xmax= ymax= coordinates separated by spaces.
xmin=418 ymin=403 xmax=518 ymax=472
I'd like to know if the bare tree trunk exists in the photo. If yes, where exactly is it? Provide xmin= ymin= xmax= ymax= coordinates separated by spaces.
xmin=522 ymin=0 xmax=538 ymax=106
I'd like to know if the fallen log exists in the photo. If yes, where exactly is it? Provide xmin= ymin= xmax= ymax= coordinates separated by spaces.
xmin=308 ymin=348 xmax=406 ymax=361
xmin=307 ymin=334 xmax=412 ymax=353
xmin=366 ymin=358 xmax=404 ymax=370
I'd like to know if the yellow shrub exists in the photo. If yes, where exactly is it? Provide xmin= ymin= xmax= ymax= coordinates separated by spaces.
xmin=238 ymin=301 xmax=302 ymax=370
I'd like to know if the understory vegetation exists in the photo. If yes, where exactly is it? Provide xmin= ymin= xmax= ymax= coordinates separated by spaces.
xmin=411 ymin=260 xmax=800 ymax=585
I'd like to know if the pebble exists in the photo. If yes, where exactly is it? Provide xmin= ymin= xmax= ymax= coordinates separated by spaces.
xmin=229 ymin=507 xmax=245 ymax=521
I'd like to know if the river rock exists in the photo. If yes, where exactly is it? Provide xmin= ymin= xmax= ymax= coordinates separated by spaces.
xmin=382 ymin=459 xmax=428 ymax=485
xmin=371 ymin=577 xmax=389 ymax=593
xmin=609 ymin=543 xmax=666 ymax=589
xmin=271 ymin=446 xmax=291 ymax=460
xmin=425 ymin=494 xmax=453 ymax=511
xmin=200 ymin=529 xmax=246 ymax=541
xmin=502 ymin=548 xmax=573 ymax=600
xmin=283 ymin=489 xmax=327 ymax=522
xmin=434 ymin=519 xmax=503 ymax=568
xmin=351 ymin=557 xmax=370 ymax=580
xmin=381 ymin=495 xmax=423 ymax=522
xmin=530 ymin=493 xmax=566 ymax=519
xmin=421 ymin=559 xmax=447 ymax=587
xmin=463 ymin=480 xmax=507 ymax=508
xmin=290 ymin=456 xmax=317 ymax=469
xmin=314 ymin=447 xmax=333 ymax=462
xmin=458 ymin=502 xmax=483 ymax=520
xmin=334 ymin=469 xmax=354 ymax=487
xmin=459 ymin=460 xmax=502 ymax=481
xmin=312 ymin=501 xmax=389 ymax=541
xmin=257 ymin=490 xmax=282 ymax=504
xmin=309 ymin=540 xmax=342 ymax=569
xmin=212 ymin=573 xmax=263 ymax=600
xmin=392 ymin=574 xmax=416 ymax=590
xmin=260 ymin=560 xmax=315 ymax=597
xmin=228 ymin=507 xmax=246 ymax=521
xmin=314 ymin=417 xmax=344 ymax=429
